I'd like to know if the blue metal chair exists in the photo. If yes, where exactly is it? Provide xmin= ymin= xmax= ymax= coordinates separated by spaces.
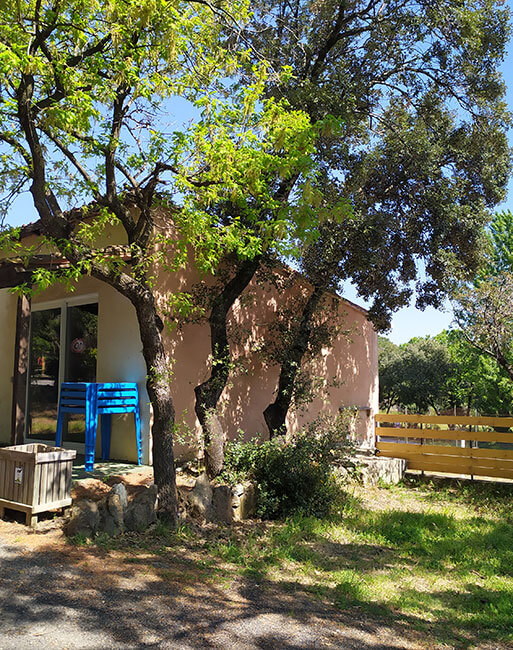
xmin=56 ymin=382 xmax=142 ymax=472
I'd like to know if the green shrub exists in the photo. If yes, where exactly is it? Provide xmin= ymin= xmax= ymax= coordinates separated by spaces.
xmin=220 ymin=412 xmax=353 ymax=519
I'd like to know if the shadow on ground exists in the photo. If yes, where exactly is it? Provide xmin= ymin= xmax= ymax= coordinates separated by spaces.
xmin=2 ymin=477 xmax=513 ymax=649
xmin=0 ymin=538 xmax=425 ymax=649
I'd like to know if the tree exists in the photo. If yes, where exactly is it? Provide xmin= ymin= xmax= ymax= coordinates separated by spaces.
xmin=485 ymin=210 xmax=513 ymax=276
xmin=246 ymin=0 xmax=511 ymax=324
xmin=378 ymin=336 xmax=403 ymax=413
xmin=453 ymin=211 xmax=513 ymax=391
xmin=378 ymin=336 xmax=453 ymax=414
xmin=178 ymin=0 xmax=512 ymax=447
xmin=262 ymin=220 xmax=350 ymax=436
xmin=0 ymin=0 xmax=327 ymax=515
xmin=438 ymin=329 xmax=513 ymax=415
xmin=453 ymin=273 xmax=513 ymax=383
xmin=397 ymin=337 xmax=453 ymax=414
xmin=240 ymin=0 xmax=511 ymax=432
xmin=378 ymin=329 xmax=513 ymax=417
xmin=184 ymin=105 xmax=345 ymax=460
xmin=174 ymin=90 xmax=339 ymax=473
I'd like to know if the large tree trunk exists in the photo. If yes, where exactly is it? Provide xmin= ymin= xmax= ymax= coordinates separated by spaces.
xmin=264 ymin=286 xmax=324 ymax=438
xmin=194 ymin=257 xmax=261 ymax=477
xmin=132 ymin=291 xmax=178 ymax=525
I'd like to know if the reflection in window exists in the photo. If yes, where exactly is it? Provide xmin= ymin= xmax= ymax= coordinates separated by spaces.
xmin=27 ymin=303 xmax=98 ymax=442
xmin=27 ymin=308 xmax=61 ymax=440
xmin=65 ymin=303 xmax=98 ymax=442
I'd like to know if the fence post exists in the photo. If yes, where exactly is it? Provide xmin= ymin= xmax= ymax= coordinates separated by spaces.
xmin=470 ymin=418 xmax=475 ymax=481
xmin=420 ymin=421 xmax=424 ymax=478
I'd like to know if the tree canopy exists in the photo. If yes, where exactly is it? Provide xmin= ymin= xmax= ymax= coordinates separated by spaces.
xmin=484 ymin=210 xmax=513 ymax=277
xmin=378 ymin=330 xmax=513 ymax=416
xmin=378 ymin=335 xmax=453 ymax=414
xmin=452 ymin=210 xmax=513 ymax=388
xmin=244 ymin=0 xmax=512 ymax=328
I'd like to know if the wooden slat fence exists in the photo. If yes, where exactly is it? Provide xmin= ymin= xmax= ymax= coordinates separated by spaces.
xmin=375 ymin=413 xmax=513 ymax=480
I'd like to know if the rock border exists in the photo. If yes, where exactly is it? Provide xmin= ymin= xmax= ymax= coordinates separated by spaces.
xmin=66 ymin=476 xmax=257 ymax=538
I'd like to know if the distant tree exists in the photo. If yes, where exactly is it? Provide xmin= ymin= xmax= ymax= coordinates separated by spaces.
xmin=438 ymin=329 xmax=513 ymax=415
xmin=397 ymin=337 xmax=454 ymax=414
xmin=453 ymin=273 xmax=513 ymax=384
xmin=378 ymin=335 xmax=453 ymax=414
xmin=379 ymin=330 xmax=513 ymax=416
xmin=453 ymin=211 xmax=513 ymax=389
xmin=378 ymin=336 xmax=403 ymax=413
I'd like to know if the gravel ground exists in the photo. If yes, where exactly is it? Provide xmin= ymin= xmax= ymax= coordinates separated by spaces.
xmin=0 ymin=526 xmax=425 ymax=650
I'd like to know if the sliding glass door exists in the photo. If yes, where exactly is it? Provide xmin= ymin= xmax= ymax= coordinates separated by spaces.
xmin=26 ymin=298 xmax=98 ymax=445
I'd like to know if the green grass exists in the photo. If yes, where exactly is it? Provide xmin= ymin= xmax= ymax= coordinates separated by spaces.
xmin=83 ymin=477 xmax=513 ymax=648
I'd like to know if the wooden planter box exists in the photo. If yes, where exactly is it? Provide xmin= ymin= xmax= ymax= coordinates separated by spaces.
xmin=0 ymin=444 xmax=76 ymax=527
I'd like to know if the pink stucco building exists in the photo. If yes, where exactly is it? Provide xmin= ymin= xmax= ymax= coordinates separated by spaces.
xmin=0 ymin=218 xmax=378 ymax=464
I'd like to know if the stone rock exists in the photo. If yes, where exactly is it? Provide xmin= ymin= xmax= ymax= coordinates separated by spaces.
xmin=109 ymin=483 xmax=128 ymax=511
xmin=125 ymin=484 xmax=158 ymax=532
xmin=211 ymin=484 xmax=233 ymax=524
xmin=176 ymin=487 xmax=189 ymax=522
xmin=232 ymin=482 xmax=256 ymax=521
xmin=187 ymin=473 xmax=213 ymax=520
xmin=66 ymin=500 xmax=99 ymax=538
xmin=351 ymin=455 xmax=407 ymax=487
xmin=98 ymin=492 xmax=125 ymax=536
xmin=35 ymin=517 xmax=64 ymax=533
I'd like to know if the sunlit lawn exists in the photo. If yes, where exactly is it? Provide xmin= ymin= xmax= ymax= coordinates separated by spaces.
xmin=86 ymin=476 xmax=513 ymax=648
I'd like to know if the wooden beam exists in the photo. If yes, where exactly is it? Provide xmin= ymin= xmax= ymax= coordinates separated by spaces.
xmin=376 ymin=426 xmax=513 ymax=443
xmin=11 ymin=294 xmax=31 ymax=445
xmin=0 ymin=264 xmax=32 ymax=289
xmin=375 ymin=413 xmax=513 ymax=428
xmin=377 ymin=441 xmax=513 ymax=460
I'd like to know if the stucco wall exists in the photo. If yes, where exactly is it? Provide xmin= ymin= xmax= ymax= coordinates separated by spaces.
xmin=156 ymin=264 xmax=379 ymax=454
xmin=213 ymin=274 xmax=378 ymax=448
xmin=0 ymin=290 xmax=17 ymax=444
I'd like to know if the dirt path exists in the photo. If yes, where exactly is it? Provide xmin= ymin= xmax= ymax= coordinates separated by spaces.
xmin=0 ymin=520 xmax=425 ymax=650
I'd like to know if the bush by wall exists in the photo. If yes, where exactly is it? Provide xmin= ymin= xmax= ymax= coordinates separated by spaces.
xmin=220 ymin=412 xmax=353 ymax=519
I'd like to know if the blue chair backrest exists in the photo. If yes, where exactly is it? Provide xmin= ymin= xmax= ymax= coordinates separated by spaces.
xmin=59 ymin=383 xmax=89 ymax=412
xmin=97 ymin=383 xmax=139 ymax=413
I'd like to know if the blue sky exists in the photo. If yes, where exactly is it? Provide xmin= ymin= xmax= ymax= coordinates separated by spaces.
xmin=6 ymin=9 xmax=513 ymax=344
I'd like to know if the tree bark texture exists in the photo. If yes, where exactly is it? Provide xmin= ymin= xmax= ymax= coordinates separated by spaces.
xmin=131 ymin=290 xmax=179 ymax=525
xmin=264 ymin=286 xmax=324 ymax=438
xmin=194 ymin=257 xmax=261 ymax=477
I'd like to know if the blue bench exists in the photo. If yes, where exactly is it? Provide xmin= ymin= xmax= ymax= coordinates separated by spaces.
xmin=55 ymin=382 xmax=142 ymax=472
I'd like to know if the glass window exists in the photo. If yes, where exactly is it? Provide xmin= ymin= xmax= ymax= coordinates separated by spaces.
xmin=64 ymin=303 xmax=98 ymax=443
xmin=26 ymin=302 xmax=98 ymax=443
